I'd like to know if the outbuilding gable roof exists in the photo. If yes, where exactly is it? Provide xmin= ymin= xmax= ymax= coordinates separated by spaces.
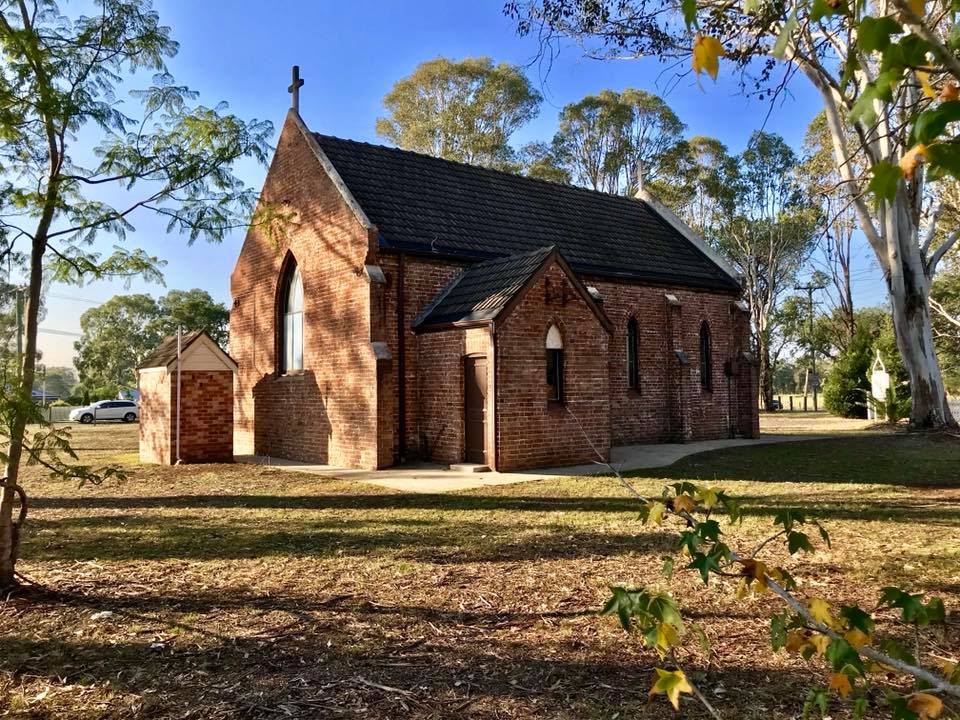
xmin=413 ymin=246 xmax=611 ymax=333
xmin=312 ymin=133 xmax=741 ymax=292
xmin=138 ymin=330 xmax=237 ymax=371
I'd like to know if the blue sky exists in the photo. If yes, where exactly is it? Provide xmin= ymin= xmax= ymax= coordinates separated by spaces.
xmin=39 ymin=0 xmax=886 ymax=367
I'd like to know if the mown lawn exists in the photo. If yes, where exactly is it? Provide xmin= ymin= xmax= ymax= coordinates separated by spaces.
xmin=1 ymin=423 xmax=958 ymax=719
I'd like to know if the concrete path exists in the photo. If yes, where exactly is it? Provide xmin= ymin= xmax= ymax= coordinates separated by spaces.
xmin=235 ymin=433 xmax=825 ymax=493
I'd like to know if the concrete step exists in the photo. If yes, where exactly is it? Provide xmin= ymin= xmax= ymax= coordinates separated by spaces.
xmin=448 ymin=463 xmax=491 ymax=473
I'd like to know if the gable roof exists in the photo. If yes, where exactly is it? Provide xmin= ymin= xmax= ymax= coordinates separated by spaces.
xmin=312 ymin=133 xmax=741 ymax=293
xmin=138 ymin=330 xmax=237 ymax=371
xmin=413 ymin=246 xmax=611 ymax=333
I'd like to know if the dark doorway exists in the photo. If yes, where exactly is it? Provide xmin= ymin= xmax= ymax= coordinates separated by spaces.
xmin=464 ymin=355 xmax=487 ymax=464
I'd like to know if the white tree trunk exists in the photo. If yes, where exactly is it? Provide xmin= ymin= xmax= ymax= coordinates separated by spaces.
xmin=885 ymin=196 xmax=956 ymax=428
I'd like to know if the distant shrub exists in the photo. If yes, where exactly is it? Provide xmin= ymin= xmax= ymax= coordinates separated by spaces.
xmin=49 ymin=399 xmax=70 ymax=407
xmin=823 ymin=327 xmax=873 ymax=418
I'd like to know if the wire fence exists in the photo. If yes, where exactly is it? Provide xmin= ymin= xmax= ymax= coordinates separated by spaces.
xmin=39 ymin=406 xmax=79 ymax=423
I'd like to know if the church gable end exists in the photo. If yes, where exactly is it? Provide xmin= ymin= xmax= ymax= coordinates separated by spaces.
xmin=230 ymin=111 xmax=389 ymax=469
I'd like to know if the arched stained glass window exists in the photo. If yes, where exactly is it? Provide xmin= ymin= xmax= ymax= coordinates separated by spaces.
xmin=280 ymin=264 xmax=304 ymax=373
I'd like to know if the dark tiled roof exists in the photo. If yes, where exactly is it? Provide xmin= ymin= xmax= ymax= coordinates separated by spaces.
xmin=414 ymin=246 xmax=554 ymax=328
xmin=314 ymin=134 xmax=740 ymax=292
xmin=138 ymin=330 xmax=204 ymax=369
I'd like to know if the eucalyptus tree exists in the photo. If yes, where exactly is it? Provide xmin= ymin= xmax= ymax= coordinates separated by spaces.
xmin=647 ymin=135 xmax=739 ymax=237
xmin=376 ymin=57 xmax=541 ymax=168
xmin=802 ymin=113 xmax=860 ymax=351
xmin=507 ymin=0 xmax=960 ymax=429
xmin=0 ymin=0 xmax=272 ymax=588
xmin=554 ymin=88 xmax=684 ymax=193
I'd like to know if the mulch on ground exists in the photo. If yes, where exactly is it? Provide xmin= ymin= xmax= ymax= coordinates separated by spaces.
xmin=1 ymin=424 xmax=958 ymax=719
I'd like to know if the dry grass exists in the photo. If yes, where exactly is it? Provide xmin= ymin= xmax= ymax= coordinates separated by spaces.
xmin=1 ymin=424 xmax=958 ymax=719
xmin=760 ymin=411 xmax=884 ymax=435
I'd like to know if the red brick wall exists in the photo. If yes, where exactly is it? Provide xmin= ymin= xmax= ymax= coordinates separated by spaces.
xmin=587 ymin=278 xmax=752 ymax=444
xmin=230 ymin=113 xmax=388 ymax=470
xmin=495 ymin=262 xmax=611 ymax=471
xmin=415 ymin=330 xmax=466 ymax=462
xmin=380 ymin=254 xmax=467 ymax=461
xmin=178 ymin=371 xmax=234 ymax=463
xmin=138 ymin=370 xmax=234 ymax=464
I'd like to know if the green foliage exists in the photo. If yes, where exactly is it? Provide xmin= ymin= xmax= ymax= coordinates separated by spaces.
xmin=866 ymin=386 xmax=912 ymax=424
xmin=35 ymin=366 xmax=77 ymax=399
xmin=376 ymin=57 xmax=540 ymax=168
xmin=552 ymin=88 xmax=685 ymax=194
xmin=517 ymin=141 xmax=571 ymax=184
xmin=930 ymin=265 xmax=960 ymax=393
xmin=823 ymin=326 xmax=874 ymax=418
xmin=74 ymin=289 xmax=229 ymax=391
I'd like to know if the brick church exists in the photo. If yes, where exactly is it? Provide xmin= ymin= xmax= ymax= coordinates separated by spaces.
xmin=230 ymin=102 xmax=759 ymax=472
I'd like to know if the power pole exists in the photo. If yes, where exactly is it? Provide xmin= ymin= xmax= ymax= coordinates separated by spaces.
xmin=794 ymin=282 xmax=826 ymax=411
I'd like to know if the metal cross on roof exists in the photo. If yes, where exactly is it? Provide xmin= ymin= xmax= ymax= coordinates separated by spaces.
xmin=288 ymin=65 xmax=304 ymax=112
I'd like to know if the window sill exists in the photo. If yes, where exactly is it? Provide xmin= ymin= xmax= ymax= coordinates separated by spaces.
xmin=277 ymin=370 xmax=307 ymax=380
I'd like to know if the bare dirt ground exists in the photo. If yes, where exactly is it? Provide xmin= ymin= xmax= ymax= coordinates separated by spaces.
xmin=1 ymin=423 xmax=958 ymax=719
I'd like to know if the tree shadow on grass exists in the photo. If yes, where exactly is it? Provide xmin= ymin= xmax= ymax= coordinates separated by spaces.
xmin=30 ymin=489 xmax=960 ymax=525
xmin=633 ymin=435 xmax=960 ymax=488
xmin=0 ymin=606 xmax=823 ymax=720
xmin=24 ymin=512 xmax=677 ymax=564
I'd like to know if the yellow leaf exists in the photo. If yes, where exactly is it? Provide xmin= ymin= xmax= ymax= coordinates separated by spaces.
xmin=908 ymin=693 xmax=944 ymax=719
xmin=739 ymin=559 xmax=768 ymax=593
xmin=899 ymin=144 xmax=927 ymax=179
xmin=696 ymin=486 xmax=720 ymax=509
xmin=829 ymin=672 xmax=852 ymax=698
xmin=941 ymin=82 xmax=959 ymax=102
xmin=808 ymin=597 xmax=834 ymax=626
xmin=735 ymin=578 xmax=750 ymax=600
xmin=655 ymin=622 xmax=679 ymax=651
xmin=917 ymin=71 xmax=936 ymax=99
xmin=646 ymin=501 xmax=667 ymax=525
xmin=673 ymin=494 xmax=697 ymax=514
xmin=908 ymin=0 xmax=925 ymax=16
xmin=844 ymin=628 xmax=871 ymax=649
xmin=692 ymin=34 xmax=725 ymax=81
xmin=810 ymin=633 xmax=831 ymax=656
xmin=934 ymin=657 xmax=957 ymax=677
xmin=649 ymin=668 xmax=694 ymax=711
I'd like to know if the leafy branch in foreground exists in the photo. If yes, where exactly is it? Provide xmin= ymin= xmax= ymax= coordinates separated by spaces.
xmin=0 ymin=0 xmax=273 ymax=589
xmin=602 ymin=471 xmax=958 ymax=718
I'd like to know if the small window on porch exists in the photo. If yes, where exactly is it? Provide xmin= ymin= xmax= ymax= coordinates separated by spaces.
xmin=546 ymin=324 xmax=564 ymax=403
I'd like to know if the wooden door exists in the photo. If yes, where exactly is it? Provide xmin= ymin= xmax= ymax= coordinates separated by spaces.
xmin=464 ymin=356 xmax=487 ymax=464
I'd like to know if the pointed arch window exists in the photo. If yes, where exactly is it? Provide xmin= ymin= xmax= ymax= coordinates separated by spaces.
xmin=546 ymin=324 xmax=564 ymax=403
xmin=699 ymin=320 xmax=712 ymax=391
xmin=626 ymin=317 xmax=640 ymax=391
xmin=280 ymin=264 xmax=304 ymax=373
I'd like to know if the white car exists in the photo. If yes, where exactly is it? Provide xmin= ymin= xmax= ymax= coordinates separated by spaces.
xmin=69 ymin=400 xmax=140 ymax=424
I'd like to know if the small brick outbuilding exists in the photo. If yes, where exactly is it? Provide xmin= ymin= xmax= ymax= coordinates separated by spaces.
xmin=138 ymin=330 xmax=237 ymax=465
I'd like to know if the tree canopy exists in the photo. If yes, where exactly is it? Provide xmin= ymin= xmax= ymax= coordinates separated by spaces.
xmin=0 ymin=0 xmax=271 ymax=589
xmin=376 ymin=57 xmax=541 ymax=167
xmin=508 ymin=0 xmax=960 ymax=429
xmin=74 ymin=289 xmax=229 ymax=393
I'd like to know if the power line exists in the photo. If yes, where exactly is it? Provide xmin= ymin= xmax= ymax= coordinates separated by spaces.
xmin=38 ymin=327 xmax=82 ymax=337
xmin=46 ymin=292 xmax=103 ymax=305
